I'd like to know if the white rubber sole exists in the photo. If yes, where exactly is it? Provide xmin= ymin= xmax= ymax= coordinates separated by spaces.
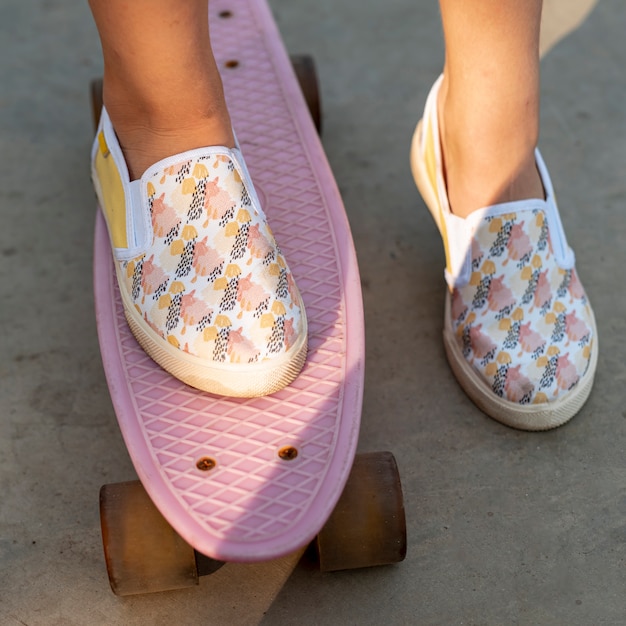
xmin=411 ymin=120 xmax=598 ymax=430
xmin=116 ymin=265 xmax=308 ymax=398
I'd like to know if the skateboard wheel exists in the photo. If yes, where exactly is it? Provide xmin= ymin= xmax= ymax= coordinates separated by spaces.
xmin=290 ymin=55 xmax=322 ymax=134
xmin=100 ymin=480 xmax=201 ymax=595
xmin=315 ymin=451 xmax=407 ymax=572
xmin=90 ymin=78 xmax=103 ymax=131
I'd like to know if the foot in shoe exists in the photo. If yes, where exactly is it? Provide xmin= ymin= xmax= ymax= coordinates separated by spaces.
xmin=411 ymin=76 xmax=598 ymax=430
xmin=91 ymin=107 xmax=308 ymax=397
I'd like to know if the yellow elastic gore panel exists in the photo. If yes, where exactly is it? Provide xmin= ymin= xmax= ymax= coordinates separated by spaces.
xmin=424 ymin=122 xmax=452 ymax=280
xmin=94 ymin=130 xmax=128 ymax=248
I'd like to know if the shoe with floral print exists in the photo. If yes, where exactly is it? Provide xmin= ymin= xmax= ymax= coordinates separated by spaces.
xmin=91 ymin=107 xmax=307 ymax=397
xmin=410 ymin=75 xmax=597 ymax=430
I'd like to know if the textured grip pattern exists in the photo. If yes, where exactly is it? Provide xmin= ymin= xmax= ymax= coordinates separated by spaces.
xmin=95 ymin=0 xmax=364 ymax=561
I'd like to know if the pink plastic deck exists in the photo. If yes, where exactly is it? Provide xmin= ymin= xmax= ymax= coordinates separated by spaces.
xmin=94 ymin=0 xmax=364 ymax=562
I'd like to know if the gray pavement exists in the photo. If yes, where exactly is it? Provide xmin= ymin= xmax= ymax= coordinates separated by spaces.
xmin=1 ymin=0 xmax=625 ymax=624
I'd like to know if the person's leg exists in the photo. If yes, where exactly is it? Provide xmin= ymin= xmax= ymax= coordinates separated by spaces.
xmin=88 ymin=0 xmax=234 ymax=180
xmin=437 ymin=0 xmax=544 ymax=217
xmin=411 ymin=0 xmax=597 ymax=429
xmin=88 ymin=0 xmax=307 ymax=396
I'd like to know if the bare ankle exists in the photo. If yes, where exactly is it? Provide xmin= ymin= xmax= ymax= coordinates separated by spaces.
xmin=438 ymin=75 xmax=543 ymax=218
xmin=103 ymin=78 xmax=235 ymax=180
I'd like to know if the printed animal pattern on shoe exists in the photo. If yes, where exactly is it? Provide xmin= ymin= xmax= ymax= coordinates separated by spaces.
xmin=118 ymin=153 xmax=304 ymax=364
xmin=450 ymin=209 xmax=594 ymax=404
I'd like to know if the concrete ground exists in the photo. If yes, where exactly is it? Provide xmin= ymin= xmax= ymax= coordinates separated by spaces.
xmin=1 ymin=0 xmax=624 ymax=623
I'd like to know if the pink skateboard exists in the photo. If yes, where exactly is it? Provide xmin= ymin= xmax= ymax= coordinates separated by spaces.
xmin=93 ymin=0 xmax=405 ymax=599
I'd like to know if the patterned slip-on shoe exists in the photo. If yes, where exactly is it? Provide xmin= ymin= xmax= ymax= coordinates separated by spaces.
xmin=410 ymin=75 xmax=598 ymax=430
xmin=91 ymin=107 xmax=307 ymax=397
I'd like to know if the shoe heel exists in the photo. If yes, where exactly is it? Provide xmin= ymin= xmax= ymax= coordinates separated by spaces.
xmin=410 ymin=120 xmax=444 ymax=236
